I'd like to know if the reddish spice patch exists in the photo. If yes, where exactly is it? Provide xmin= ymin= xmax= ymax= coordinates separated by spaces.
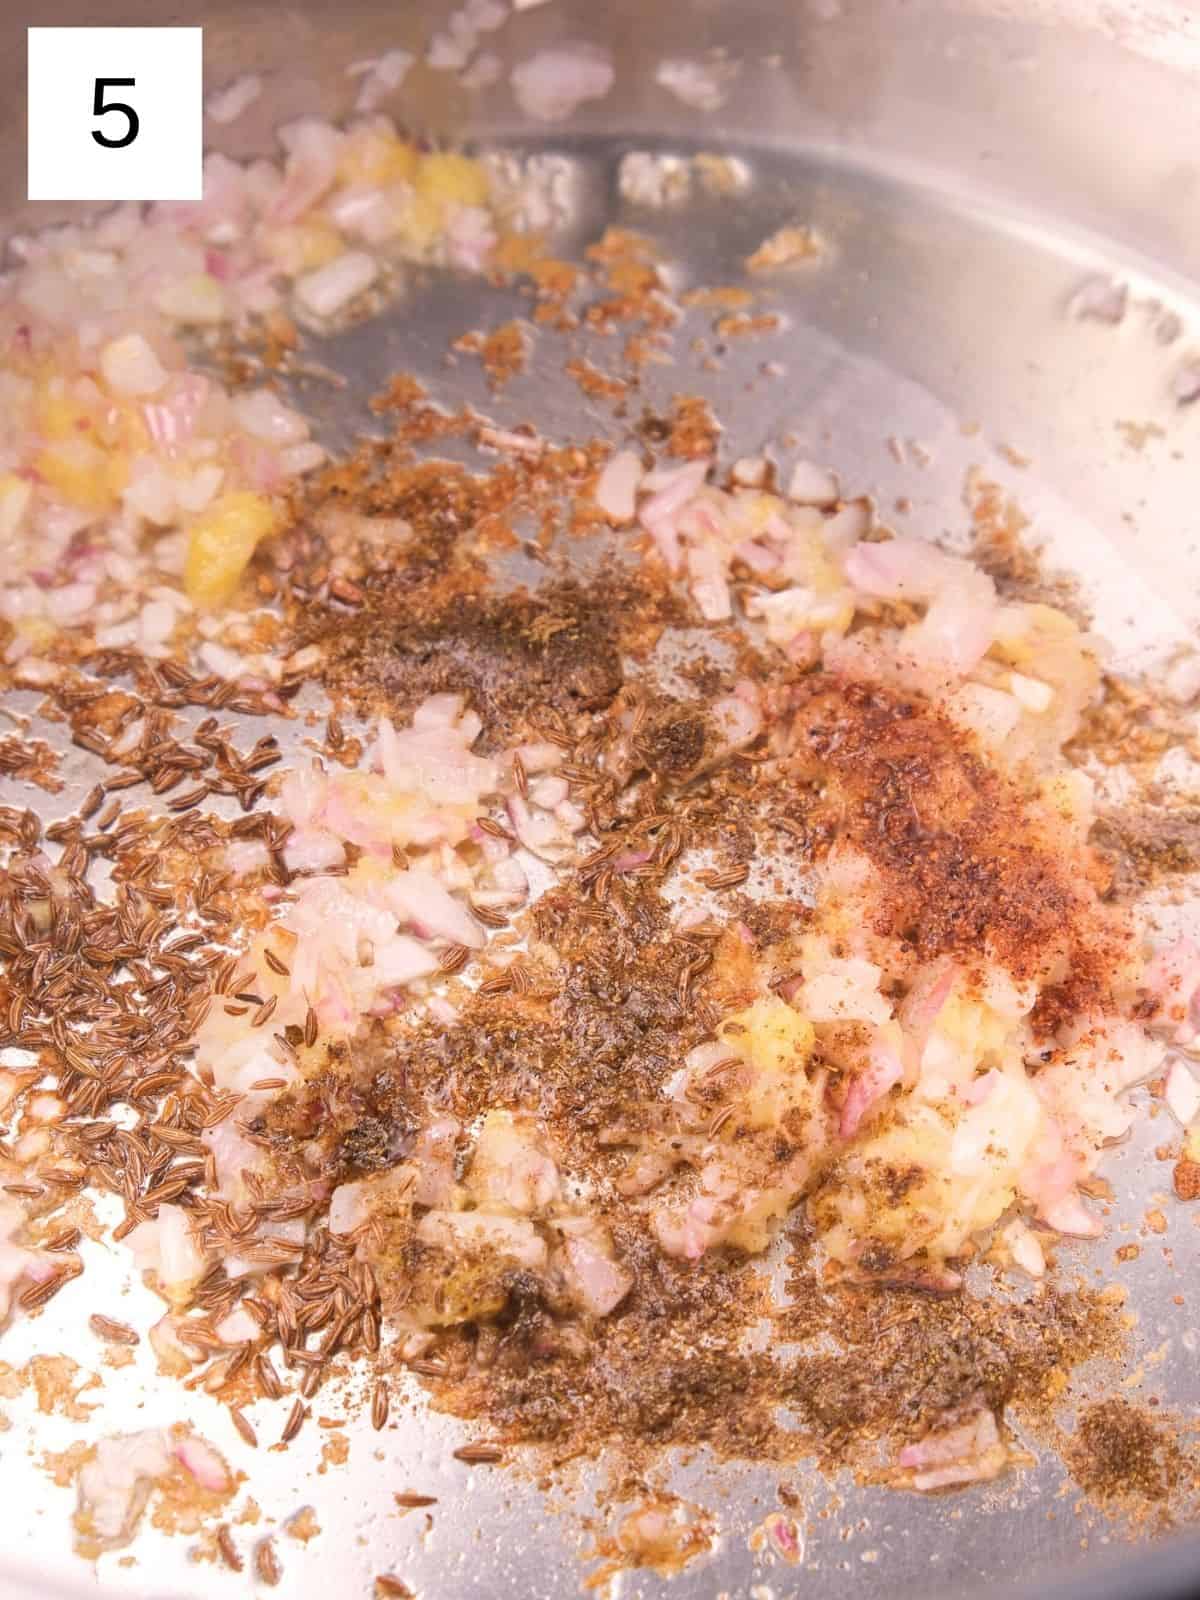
xmin=789 ymin=675 xmax=1133 ymax=1016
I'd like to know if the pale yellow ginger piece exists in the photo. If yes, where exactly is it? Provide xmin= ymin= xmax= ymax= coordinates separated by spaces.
xmin=0 ymin=474 xmax=32 ymax=539
xmin=184 ymin=491 xmax=281 ymax=608
xmin=260 ymin=221 xmax=345 ymax=276
xmin=414 ymin=151 xmax=490 ymax=209
xmin=719 ymin=996 xmax=816 ymax=1132
xmin=337 ymin=128 xmax=420 ymax=186
xmin=35 ymin=439 xmax=126 ymax=511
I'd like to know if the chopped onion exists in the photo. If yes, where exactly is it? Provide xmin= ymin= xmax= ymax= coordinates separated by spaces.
xmin=618 ymin=151 xmax=692 ymax=208
xmin=686 ymin=540 xmax=731 ymax=621
xmin=594 ymin=449 xmax=643 ymax=523
xmin=153 ymin=273 xmax=227 ymax=324
xmin=710 ymin=679 xmax=763 ymax=752
xmin=461 ymin=52 xmax=503 ymax=90
xmin=468 ymin=1112 xmax=559 ymax=1214
xmin=295 ymin=251 xmax=379 ymax=319
xmin=174 ymin=1434 xmax=230 ymax=1493
xmin=655 ymin=57 xmax=735 ymax=112
xmin=844 ymin=536 xmax=998 ymax=675
xmin=201 ymin=1117 xmax=269 ymax=1201
xmin=463 ymin=0 xmax=508 ymax=29
xmin=328 ymin=1181 xmax=368 ymax=1236
xmin=225 ymin=1218 xmax=306 ymax=1279
xmin=843 ymin=536 xmax=955 ymax=600
xmin=840 ymin=1028 xmax=905 ymax=1137
xmin=215 ymin=1305 xmax=262 ymax=1344
xmin=745 ymin=586 xmax=845 ymax=645
xmin=801 ymin=957 xmax=892 ymax=1027
xmin=100 ymin=333 xmax=169 ymax=397
xmin=126 ymin=1202 xmax=208 ymax=1305
xmin=428 ymin=30 xmax=474 ymax=70
xmin=198 ymin=639 xmax=246 ymax=679
xmin=74 ymin=1431 xmax=173 ymax=1551
xmin=786 ymin=459 xmax=839 ymax=507
xmin=898 ymin=1404 xmax=1009 ymax=1492
xmin=558 ymin=1225 xmax=633 ymax=1317
xmin=347 ymin=49 xmax=414 ymax=114
xmin=283 ymin=828 xmax=346 ymax=874
xmin=1008 ymin=671 xmax=1054 ymax=713
xmin=638 ymin=459 xmax=709 ymax=555
xmin=372 ymin=932 xmax=443 ymax=988
xmin=899 ymin=959 xmax=959 ymax=1075
xmin=944 ymin=683 xmax=1022 ymax=749
xmin=510 ymin=44 xmax=615 ymax=122
xmin=1175 ymin=362 xmax=1200 ymax=407
xmin=0 ymin=1200 xmax=52 ymax=1328
xmin=1068 ymin=275 xmax=1127 ymax=324
xmin=1164 ymin=653 xmax=1200 ymax=705
xmin=1144 ymin=938 xmax=1200 ymax=1041
xmin=231 ymin=387 xmax=311 ymax=444
xmin=822 ymin=498 xmax=870 ymax=554
xmin=507 ymin=792 xmax=577 ymax=864
xmin=206 ymin=74 xmax=263 ymax=124
xmin=417 ymin=1209 xmax=547 ymax=1270
xmin=514 ymin=741 xmax=564 ymax=774
xmin=386 ymin=868 xmax=483 ymax=948
xmin=1001 ymin=1219 xmax=1046 ymax=1278
xmin=410 ymin=1120 xmax=461 ymax=1207
xmin=176 ymin=463 xmax=225 ymax=512
xmin=529 ymin=774 xmax=568 ymax=809
xmin=1165 ymin=1058 xmax=1200 ymax=1128
xmin=272 ymin=118 xmax=344 ymax=224
xmin=731 ymin=456 xmax=768 ymax=487
xmin=148 ymin=1314 xmax=194 ymax=1376
xmin=446 ymin=205 xmax=497 ymax=273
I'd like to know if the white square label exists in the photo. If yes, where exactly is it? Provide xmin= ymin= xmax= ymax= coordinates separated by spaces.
xmin=28 ymin=27 xmax=203 ymax=202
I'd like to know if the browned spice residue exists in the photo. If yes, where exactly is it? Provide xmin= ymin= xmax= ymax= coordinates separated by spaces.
xmin=586 ymin=1495 xmax=715 ymax=1587
xmin=374 ymin=1578 xmax=414 ymax=1599
xmin=1 ymin=193 xmax=1196 ymax=1576
xmin=1093 ymin=805 xmax=1200 ymax=899
xmin=312 ymin=581 xmax=631 ymax=742
xmin=453 ymin=320 xmax=532 ymax=390
xmin=746 ymin=225 xmax=823 ymax=272
xmin=664 ymin=394 xmax=722 ymax=460
xmin=1065 ymin=1399 xmax=1183 ymax=1506
xmin=964 ymin=469 xmax=1070 ymax=607
xmin=713 ymin=312 xmax=782 ymax=340
xmin=565 ymin=357 xmax=629 ymax=405
xmin=1069 ymin=672 xmax=1200 ymax=773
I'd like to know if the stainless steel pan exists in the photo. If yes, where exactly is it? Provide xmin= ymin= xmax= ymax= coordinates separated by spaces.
xmin=0 ymin=2 xmax=1198 ymax=1596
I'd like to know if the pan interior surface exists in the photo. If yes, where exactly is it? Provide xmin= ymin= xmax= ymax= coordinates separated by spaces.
xmin=0 ymin=6 xmax=1198 ymax=1598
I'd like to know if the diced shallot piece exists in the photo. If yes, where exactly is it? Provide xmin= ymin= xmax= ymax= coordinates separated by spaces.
xmin=593 ymin=450 xmax=643 ymax=523
xmin=74 ymin=1431 xmax=173 ymax=1552
xmin=510 ymin=44 xmax=615 ymax=122
xmin=897 ymin=1402 xmax=1010 ymax=1492
xmin=1165 ymin=1058 xmax=1200 ymax=1128
xmin=295 ymin=251 xmax=378 ymax=319
xmin=556 ymin=1219 xmax=633 ymax=1317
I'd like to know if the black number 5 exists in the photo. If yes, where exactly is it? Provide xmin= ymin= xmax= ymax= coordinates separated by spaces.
xmin=91 ymin=78 xmax=139 ymax=148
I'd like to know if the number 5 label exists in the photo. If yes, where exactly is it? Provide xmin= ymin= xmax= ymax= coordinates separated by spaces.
xmin=28 ymin=28 xmax=202 ymax=201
